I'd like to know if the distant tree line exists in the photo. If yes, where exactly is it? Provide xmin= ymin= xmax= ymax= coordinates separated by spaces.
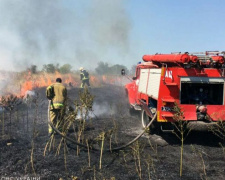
xmin=28 ymin=64 xmax=73 ymax=74
xmin=27 ymin=61 xmax=135 ymax=75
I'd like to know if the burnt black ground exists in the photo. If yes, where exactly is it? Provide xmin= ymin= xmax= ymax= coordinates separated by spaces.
xmin=0 ymin=85 xmax=225 ymax=180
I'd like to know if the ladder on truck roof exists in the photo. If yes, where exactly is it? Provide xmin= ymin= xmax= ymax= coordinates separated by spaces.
xmin=171 ymin=51 xmax=225 ymax=56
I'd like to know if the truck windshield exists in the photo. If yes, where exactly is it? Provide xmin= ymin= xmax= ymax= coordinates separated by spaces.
xmin=180 ymin=77 xmax=224 ymax=105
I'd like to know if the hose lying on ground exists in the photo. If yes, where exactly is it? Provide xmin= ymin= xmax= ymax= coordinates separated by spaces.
xmin=48 ymin=100 xmax=157 ymax=152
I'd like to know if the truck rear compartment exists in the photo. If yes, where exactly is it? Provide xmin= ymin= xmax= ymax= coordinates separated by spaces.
xmin=180 ymin=77 xmax=224 ymax=105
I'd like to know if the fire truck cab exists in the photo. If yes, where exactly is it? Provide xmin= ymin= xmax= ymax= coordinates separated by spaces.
xmin=124 ymin=51 xmax=225 ymax=132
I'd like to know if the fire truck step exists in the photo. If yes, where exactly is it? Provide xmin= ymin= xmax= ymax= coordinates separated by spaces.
xmin=161 ymin=112 xmax=174 ymax=118
xmin=160 ymin=123 xmax=174 ymax=133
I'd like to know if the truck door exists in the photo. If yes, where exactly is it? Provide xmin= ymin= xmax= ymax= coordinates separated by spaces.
xmin=127 ymin=67 xmax=140 ymax=105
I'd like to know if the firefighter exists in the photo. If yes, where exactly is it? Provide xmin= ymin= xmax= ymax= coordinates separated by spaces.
xmin=80 ymin=67 xmax=90 ymax=88
xmin=46 ymin=78 xmax=67 ymax=136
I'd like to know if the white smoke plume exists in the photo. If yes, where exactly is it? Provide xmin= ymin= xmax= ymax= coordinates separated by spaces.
xmin=0 ymin=0 xmax=131 ymax=71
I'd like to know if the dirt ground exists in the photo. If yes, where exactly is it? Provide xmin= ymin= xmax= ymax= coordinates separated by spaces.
xmin=0 ymin=84 xmax=225 ymax=180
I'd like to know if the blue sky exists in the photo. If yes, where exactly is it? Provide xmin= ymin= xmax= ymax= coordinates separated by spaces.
xmin=127 ymin=0 xmax=225 ymax=54
xmin=0 ymin=0 xmax=224 ymax=71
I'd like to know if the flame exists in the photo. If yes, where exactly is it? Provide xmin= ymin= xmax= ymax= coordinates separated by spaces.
xmin=19 ymin=72 xmax=80 ymax=96
xmin=102 ymin=75 xmax=107 ymax=82
xmin=21 ymin=81 xmax=33 ymax=96
xmin=1 ymin=71 xmax=126 ymax=98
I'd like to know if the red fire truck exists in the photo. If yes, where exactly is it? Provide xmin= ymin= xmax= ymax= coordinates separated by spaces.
xmin=124 ymin=51 xmax=225 ymax=132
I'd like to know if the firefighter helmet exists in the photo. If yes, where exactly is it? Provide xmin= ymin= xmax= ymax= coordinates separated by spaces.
xmin=79 ymin=67 xmax=84 ymax=71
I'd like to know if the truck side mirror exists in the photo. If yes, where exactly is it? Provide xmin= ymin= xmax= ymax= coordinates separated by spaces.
xmin=132 ymin=77 xmax=137 ymax=80
xmin=121 ymin=69 xmax=125 ymax=76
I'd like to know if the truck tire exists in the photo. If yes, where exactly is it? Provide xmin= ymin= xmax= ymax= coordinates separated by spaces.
xmin=141 ymin=109 xmax=157 ymax=134
xmin=141 ymin=109 xmax=149 ymax=128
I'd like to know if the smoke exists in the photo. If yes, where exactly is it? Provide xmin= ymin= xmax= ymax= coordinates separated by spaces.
xmin=0 ymin=0 xmax=131 ymax=71
xmin=0 ymin=71 xmax=19 ymax=96
xmin=92 ymin=102 xmax=116 ymax=117
xmin=0 ymin=77 xmax=7 ymax=95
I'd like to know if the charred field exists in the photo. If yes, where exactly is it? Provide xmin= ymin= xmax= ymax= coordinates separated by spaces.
xmin=0 ymin=84 xmax=225 ymax=180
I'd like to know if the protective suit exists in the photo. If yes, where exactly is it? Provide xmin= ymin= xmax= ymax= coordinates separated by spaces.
xmin=46 ymin=78 xmax=67 ymax=135
xmin=80 ymin=67 xmax=90 ymax=88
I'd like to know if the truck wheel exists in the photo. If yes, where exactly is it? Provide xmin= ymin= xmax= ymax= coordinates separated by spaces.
xmin=141 ymin=109 xmax=150 ymax=128
xmin=141 ymin=109 xmax=157 ymax=134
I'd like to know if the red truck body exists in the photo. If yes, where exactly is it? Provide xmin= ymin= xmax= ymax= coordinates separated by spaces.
xmin=125 ymin=52 xmax=225 ymax=129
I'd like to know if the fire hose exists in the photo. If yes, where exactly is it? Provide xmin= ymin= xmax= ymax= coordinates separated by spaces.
xmin=48 ymin=100 xmax=157 ymax=152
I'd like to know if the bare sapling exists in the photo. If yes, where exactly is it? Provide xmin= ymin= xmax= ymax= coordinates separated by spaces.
xmin=0 ymin=94 xmax=22 ymax=137
xmin=209 ymin=120 xmax=225 ymax=140
xmin=121 ymin=150 xmax=129 ymax=168
xmin=99 ymin=131 xmax=105 ymax=170
xmin=73 ymin=87 xmax=94 ymax=155
xmin=63 ymin=138 xmax=68 ymax=173
xmin=191 ymin=145 xmax=208 ymax=179
xmin=172 ymin=102 xmax=191 ymax=177
xmin=86 ymin=139 xmax=91 ymax=167
xmin=130 ymin=141 xmax=145 ymax=180
xmin=144 ymin=154 xmax=155 ymax=180
xmin=209 ymin=119 xmax=225 ymax=159
xmin=25 ymin=94 xmax=40 ymax=175
xmin=218 ymin=142 xmax=225 ymax=160
xmin=147 ymin=137 xmax=158 ymax=158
